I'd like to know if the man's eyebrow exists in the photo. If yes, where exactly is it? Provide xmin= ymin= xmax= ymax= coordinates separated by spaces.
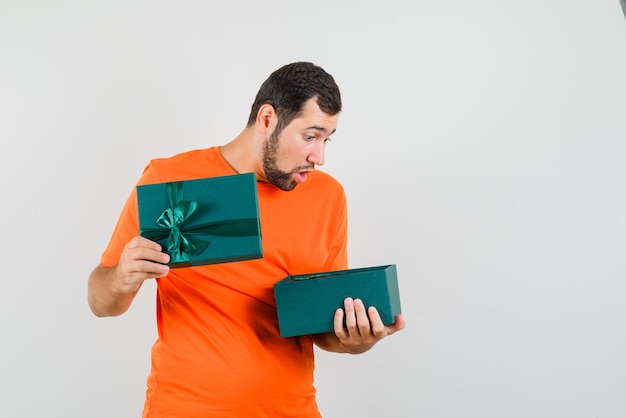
xmin=305 ymin=125 xmax=337 ymax=135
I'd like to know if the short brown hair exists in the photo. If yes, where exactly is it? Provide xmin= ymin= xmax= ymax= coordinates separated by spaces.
xmin=246 ymin=62 xmax=342 ymax=133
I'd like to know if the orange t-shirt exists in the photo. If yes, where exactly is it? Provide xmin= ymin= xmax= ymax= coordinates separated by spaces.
xmin=101 ymin=147 xmax=348 ymax=418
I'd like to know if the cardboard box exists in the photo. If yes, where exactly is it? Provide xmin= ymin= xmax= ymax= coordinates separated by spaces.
xmin=137 ymin=173 xmax=262 ymax=268
xmin=274 ymin=264 xmax=401 ymax=337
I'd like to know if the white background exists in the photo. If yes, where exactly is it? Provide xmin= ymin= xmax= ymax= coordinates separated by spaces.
xmin=1 ymin=1 xmax=625 ymax=417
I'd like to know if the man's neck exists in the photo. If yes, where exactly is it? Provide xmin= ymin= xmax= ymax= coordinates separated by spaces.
xmin=219 ymin=127 xmax=263 ymax=179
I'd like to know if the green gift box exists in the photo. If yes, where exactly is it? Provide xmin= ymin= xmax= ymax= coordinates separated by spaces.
xmin=136 ymin=173 xmax=262 ymax=268
xmin=274 ymin=264 xmax=401 ymax=337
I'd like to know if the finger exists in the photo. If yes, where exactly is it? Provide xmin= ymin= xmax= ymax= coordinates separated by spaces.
xmin=142 ymin=247 xmax=170 ymax=265
xmin=126 ymin=236 xmax=165 ymax=254
xmin=333 ymin=307 xmax=348 ymax=339
xmin=118 ymin=259 xmax=167 ymax=281
xmin=342 ymin=297 xmax=359 ymax=336
xmin=133 ymin=258 xmax=170 ymax=278
xmin=386 ymin=314 xmax=407 ymax=335
xmin=124 ymin=243 xmax=170 ymax=265
xmin=353 ymin=299 xmax=371 ymax=334
xmin=366 ymin=306 xmax=387 ymax=337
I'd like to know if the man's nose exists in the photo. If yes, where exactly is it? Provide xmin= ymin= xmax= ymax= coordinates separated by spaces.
xmin=307 ymin=141 xmax=325 ymax=166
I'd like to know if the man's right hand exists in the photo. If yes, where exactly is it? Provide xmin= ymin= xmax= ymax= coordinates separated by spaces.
xmin=113 ymin=236 xmax=171 ymax=294
xmin=87 ymin=236 xmax=170 ymax=317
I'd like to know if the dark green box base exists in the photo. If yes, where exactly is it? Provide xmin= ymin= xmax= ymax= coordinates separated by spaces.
xmin=274 ymin=264 xmax=401 ymax=337
xmin=137 ymin=173 xmax=262 ymax=268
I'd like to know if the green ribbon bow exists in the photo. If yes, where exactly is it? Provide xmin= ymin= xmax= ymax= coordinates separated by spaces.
xmin=141 ymin=181 xmax=259 ymax=264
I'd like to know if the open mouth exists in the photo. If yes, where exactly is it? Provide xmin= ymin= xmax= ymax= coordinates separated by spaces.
xmin=295 ymin=171 xmax=308 ymax=183
xmin=294 ymin=166 xmax=314 ymax=184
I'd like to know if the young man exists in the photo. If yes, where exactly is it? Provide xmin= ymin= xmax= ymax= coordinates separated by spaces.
xmin=88 ymin=62 xmax=405 ymax=417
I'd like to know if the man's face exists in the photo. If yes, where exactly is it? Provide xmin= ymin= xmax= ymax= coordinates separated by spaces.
xmin=262 ymin=98 xmax=339 ymax=191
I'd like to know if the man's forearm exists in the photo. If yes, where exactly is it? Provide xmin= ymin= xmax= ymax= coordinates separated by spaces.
xmin=87 ymin=265 xmax=136 ymax=317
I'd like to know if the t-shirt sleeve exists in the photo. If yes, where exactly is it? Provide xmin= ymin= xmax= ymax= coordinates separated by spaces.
xmin=99 ymin=161 xmax=163 ymax=267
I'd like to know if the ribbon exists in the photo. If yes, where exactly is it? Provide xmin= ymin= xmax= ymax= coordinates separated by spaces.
xmin=140 ymin=181 xmax=259 ymax=263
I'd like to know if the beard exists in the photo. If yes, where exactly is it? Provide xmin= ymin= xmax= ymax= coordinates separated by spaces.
xmin=262 ymin=129 xmax=303 ymax=191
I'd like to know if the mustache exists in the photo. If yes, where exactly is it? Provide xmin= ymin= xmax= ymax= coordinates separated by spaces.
xmin=291 ymin=164 xmax=314 ymax=174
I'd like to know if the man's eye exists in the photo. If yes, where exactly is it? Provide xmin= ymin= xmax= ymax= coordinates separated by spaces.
xmin=304 ymin=134 xmax=315 ymax=141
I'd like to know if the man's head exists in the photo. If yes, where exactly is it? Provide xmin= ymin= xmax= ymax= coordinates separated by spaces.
xmin=247 ymin=62 xmax=342 ymax=137
xmin=249 ymin=62 xmax=342 ymax=191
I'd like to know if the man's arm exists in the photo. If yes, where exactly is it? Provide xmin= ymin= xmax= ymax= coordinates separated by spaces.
xmin=88 ymin=236 xmax=170 ymax=317
xmin=312 ymin=297 xmax=406 ymax=354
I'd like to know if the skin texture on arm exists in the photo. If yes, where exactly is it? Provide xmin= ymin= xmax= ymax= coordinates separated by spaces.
xmin=312 ymin=297 xmax=406 ymax=354
xmin=88 ymin=236 xmax=170 ymax=317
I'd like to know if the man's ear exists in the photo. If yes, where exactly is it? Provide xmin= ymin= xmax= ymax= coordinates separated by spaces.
xmin=256 ymin=104 xmax=277 ymax=135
